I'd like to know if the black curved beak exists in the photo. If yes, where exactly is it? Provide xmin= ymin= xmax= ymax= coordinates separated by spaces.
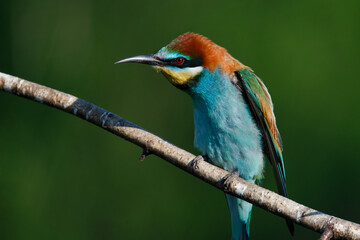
xmin=114 ymin=54 xmax=164 ymax=66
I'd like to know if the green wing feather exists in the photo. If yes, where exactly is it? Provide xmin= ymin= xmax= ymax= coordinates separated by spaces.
xmin=234 ymin=69 xmax=294 ymax=235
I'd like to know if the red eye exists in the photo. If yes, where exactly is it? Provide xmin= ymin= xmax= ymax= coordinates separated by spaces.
xmin=175 ymin=57 xmax=185 ymax=64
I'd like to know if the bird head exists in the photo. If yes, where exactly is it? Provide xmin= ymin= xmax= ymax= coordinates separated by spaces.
xmin=116 ymin=33 xmax=248 ymax=89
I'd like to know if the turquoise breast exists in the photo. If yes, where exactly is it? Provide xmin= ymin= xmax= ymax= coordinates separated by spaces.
xmin=186 ymin=69 xmax=264 ymax=180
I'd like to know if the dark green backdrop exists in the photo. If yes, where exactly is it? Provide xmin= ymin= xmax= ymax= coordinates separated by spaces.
xmin=0 ymin=0 xmax=359 ymax=239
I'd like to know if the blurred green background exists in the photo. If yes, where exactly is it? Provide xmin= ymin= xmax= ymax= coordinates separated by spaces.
xmin=0 ymin=0 xmax=359 ymax=239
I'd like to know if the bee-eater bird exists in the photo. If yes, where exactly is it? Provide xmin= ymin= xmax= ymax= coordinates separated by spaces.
xmin=116 ymin=32 xmax=294 ymax=240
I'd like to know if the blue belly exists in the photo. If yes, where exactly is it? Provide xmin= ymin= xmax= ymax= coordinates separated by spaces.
xmin=186 ymin=69 xmax=264 ymax=180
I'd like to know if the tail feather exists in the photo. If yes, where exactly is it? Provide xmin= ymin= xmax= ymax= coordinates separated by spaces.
xmin=226 ymin=194 xmax=252 ymax=240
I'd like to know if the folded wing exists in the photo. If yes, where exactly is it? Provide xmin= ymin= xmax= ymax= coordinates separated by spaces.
xmin=233 ymin=69 xmax=294 ymax=235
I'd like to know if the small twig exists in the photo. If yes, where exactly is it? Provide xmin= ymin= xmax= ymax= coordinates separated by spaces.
xmin=1 ymin=72 xmax=360 ymax=239
xmin=320 ymin=225 xmax=334 ymax=240
xmin=139 ymin=148 xmax=151 ymax=161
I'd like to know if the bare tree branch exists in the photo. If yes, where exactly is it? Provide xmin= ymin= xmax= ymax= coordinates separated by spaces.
xmin=1 ymin=72 xmax=359 ymax=239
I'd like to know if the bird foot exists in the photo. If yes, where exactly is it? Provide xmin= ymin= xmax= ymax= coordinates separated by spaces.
xmin=221 ymin=170 xmax=239 ymax=192
xmin=188 ymin=155 xmax=208 ymax=171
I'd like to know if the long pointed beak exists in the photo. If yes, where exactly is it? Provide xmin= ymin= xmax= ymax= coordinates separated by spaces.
xmin=114 ymin=54 xmax=164 ymax=66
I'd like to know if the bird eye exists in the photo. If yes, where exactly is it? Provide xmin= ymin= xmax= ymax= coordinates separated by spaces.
xmin=175 ymin=57 xmax=185 ymax=65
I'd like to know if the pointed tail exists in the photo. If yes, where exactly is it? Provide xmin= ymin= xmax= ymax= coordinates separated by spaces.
xmin=226 ymin=194 xmax=253 ymax=240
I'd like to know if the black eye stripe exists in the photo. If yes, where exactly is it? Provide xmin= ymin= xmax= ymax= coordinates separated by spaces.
xmin=164 ymin=58 xmax=185 ymax=67
xmin=163 ymin=58 xmax=203 ymax=68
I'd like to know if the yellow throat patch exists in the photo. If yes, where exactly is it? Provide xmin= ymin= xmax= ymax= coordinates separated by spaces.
xmin=154 ymin=66 xmax=203 ymax=86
